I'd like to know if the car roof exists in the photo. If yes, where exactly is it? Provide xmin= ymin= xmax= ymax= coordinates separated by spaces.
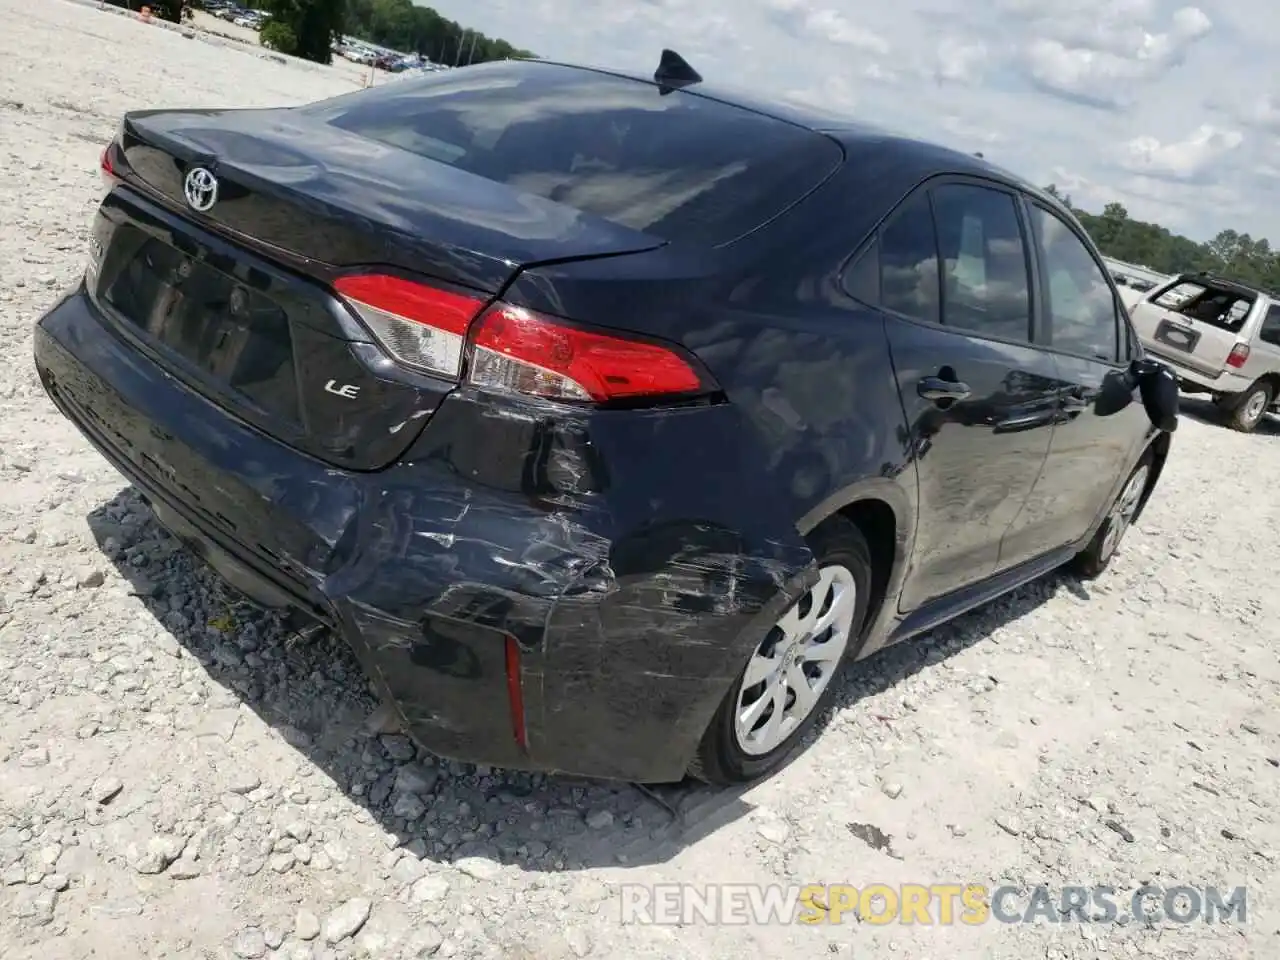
xmin=508 ymin=57 xmax=1071 ymax=215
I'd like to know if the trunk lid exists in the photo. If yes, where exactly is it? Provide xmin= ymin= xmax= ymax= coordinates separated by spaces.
xmin=94 ymin=107 xmax=664 ymax=471
xmin=119 ymin=107 xmax=664 ymax=288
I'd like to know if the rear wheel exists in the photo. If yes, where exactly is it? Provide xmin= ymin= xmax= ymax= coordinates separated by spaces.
xmin=1070 ymin=452 xmax=1152 ymax=579
xmin=689 ymin=517 xmax=872 ymax=785
xmin=1224 ymin=381 xmax=1272 ymax=433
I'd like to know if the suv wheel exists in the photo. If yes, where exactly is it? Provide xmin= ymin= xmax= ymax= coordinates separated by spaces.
xmin=1071 ymin=452 xmax=1152 ymax=579
xmin=689 ymin=517 xmax=872 ymax=785
xmin=1225 ymin=381 xmax=1273 ymax=433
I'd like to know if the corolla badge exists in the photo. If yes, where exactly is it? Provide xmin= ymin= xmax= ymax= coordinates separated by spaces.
xmin=183 ymin=167 xmax=219 ymax=213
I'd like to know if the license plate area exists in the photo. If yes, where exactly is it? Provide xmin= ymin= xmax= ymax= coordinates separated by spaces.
xmin=1153 ymin=319 xmax=1200 ymax=353
xmin=104 ymin=236 xmax=300 ymax=423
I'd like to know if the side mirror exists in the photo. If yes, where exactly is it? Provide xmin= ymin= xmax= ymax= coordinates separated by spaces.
xmin=1128 ymin=358 xmax=1179 ymax=432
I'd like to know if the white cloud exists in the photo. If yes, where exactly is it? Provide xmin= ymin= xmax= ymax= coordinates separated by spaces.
xmin=933 ymin=37 xmax=987 ymax=84
xmin=420 ymin=0 xmax=1280 ymax=241
xmin=1016 ymin=4 xmax=1212 ymax=106
xmin=801 ymin=7 xmax=890 ymax=54
xmin=939 ymin=115 xmax=1005 ymax=146
xmin=1236 ymin=96 xmax=1280 ymax=133
xmin=1119 ymin=126 xmax=1244 ymax=181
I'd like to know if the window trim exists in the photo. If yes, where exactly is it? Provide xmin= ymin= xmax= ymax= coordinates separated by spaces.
xmin=840 ymin=173 xmax=1044 ymax=350
xmin=842 ymin=234 xmax=882 ymax=307
xmin=1025 ymin=199 xmax=1130 ymax=368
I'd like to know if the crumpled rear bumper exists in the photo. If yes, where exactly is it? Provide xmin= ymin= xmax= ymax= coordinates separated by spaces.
xmin=35 ymin=285 xmax=816 ymax=781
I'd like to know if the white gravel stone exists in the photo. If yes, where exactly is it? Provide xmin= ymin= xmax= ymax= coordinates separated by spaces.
xmin=294 ymin=909 xmax=321 ymax=941
xmin=90 ymin=775 xmax=124 ymax=804
xmin=410 ymin=875 xmax=451 ymax=903
xmin=1 ymin=3 xmax=1277 ymax=960
xmin=232 ymin=928 xmax=266 ymax=959
xmin=323 ymin=897 xmax=372 ymax=943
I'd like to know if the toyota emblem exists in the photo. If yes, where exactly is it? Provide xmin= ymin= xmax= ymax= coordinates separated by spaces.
xmin=183 ymin=166 xmax=219 ymax=213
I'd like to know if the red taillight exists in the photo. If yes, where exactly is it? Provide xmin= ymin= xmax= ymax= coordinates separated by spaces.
xmin=100 ymin=142 xmax=121 ymax=190
xmin=1227 ymin=343 xmax=1250 ymax=368
xmin=333 ymin=273 xmax=486 ymax=379
xmin=334 ymin=274 xmax=710 ymax=403
xmin=466 ymin=303 xmax=706 ymax=402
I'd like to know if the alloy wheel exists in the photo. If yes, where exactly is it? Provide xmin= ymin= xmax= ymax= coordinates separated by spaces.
xmin=1099 ymin=464 xmax=1149 ymax=562
xmin=734 ymin=564 xmax=857 ymax=756
xmin=1243 ymin=389 xmax=1269 ymax=426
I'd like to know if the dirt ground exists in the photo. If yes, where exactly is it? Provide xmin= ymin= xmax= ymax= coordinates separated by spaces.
xmin=1 ymin=1 xmax=1279 ymax=958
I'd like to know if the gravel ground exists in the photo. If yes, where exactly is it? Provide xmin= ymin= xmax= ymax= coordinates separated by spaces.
xmin=2 ymin=2 xmax=1280 ymax=958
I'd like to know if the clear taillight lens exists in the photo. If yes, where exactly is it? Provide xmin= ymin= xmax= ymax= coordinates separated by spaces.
xmin=333 ymin=273 xmax=485 ymax=379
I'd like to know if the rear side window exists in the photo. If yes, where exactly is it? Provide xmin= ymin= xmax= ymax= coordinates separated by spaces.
xmin=306 ymin=62 xmax=842 ymax=247
xmin=877 ymin=193 xmax=940 ymax=324
xmin=1261 ymin=305 xmax=1280 ymax=347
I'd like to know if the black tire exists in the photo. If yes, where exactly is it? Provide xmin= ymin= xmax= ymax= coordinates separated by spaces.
xmin=1224 ymin=381 xmax=1273 ymax=433
xmin=1070 ymin=450 xmax=1154 ymax=580
xmin=689 ymin=516 xmax=873 ymax=785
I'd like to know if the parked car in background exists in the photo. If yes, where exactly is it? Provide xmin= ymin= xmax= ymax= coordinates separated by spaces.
xmin=34 ymin=53 xmax=1177 ymax=786
xmin=1129 ymin=272 xmax=1280 ymax=432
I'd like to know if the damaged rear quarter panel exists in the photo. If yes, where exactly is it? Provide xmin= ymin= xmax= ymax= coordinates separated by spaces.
xmin=325 ymin=387 xmax=816 ymax=780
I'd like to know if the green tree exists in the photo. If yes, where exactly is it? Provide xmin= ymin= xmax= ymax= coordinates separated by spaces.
xmin=261 ymin=0 xmax=345 ymax=64
xmin=1044 ymin=183 xmax=1074 ymax=210
xmin=343 ymin=0 xmax=533 ymax=63
xmin=259 ymin=19 xmax=298 ymax=54
xmin=1050 ymin=186 xmax=1280 ymax=292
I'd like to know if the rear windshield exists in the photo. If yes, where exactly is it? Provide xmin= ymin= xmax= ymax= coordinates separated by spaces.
xmin=1153 ymin=279 xmax=1254 ymax=333
xmin=303 ymin=61 xmax=843 ymax=247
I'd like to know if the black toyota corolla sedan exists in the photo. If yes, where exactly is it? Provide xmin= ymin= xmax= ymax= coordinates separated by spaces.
xmin=33 ymin=52 xmax=1177 ymax=785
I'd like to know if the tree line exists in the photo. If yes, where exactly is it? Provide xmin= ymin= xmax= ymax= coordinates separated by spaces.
xmin=1048 ymin=185 xmax=1280 ymax=293
xmin=103 ymin=0 xmax=534 ymax=64
xmin=343 ymin=0 xmax=534 ymax=63
xmin=253 ymin=0 xmax=533 ymax=64
xmin=93 ymin=3 xmax=1274 ymax=293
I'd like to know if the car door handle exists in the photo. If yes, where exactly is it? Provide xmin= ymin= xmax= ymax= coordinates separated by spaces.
xmin=917 ymin=376 xmax=972 ymax=402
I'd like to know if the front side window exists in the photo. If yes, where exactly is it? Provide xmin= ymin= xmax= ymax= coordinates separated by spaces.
xmin=931 ymin=185 xmax=1033 ymax=343
xmin=1029 ymin=205 xmax=1119 ymax=362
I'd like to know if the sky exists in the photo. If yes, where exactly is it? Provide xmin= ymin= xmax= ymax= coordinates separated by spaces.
xmin=421 ymin=0 xmax=1279 ymax=245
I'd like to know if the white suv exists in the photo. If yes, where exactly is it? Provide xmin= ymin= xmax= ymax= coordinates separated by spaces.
xmin=1128 ymin=272 xmax=1280 ymax=432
